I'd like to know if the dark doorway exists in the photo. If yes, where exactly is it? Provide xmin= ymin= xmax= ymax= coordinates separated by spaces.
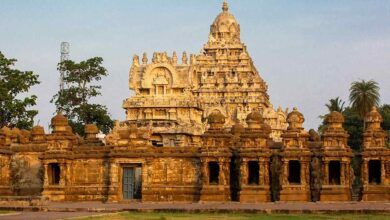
xmin=208 ymin=162 xmax=219 ymax=184
xmin=48 ymin=163 xmax=60 ymax=185
xmin=248 ymin=161 xmax=259 ymax=185
xmin=122 ymin=165 xmax=142 ymax=200
xmin=288 ymin=160 xmax=301 ymax=184
xmin=369 ymin=160 xmax=381 ymax=184
xmin=329 ymin=161 xmax=341 ymax=185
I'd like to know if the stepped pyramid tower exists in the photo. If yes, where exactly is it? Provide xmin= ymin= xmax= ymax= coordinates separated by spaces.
xmin=123 ymin=1 xmax=287 ymax=147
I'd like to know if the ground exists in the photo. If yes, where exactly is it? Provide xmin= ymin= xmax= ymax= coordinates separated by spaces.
xmin=75 ymin=212 xmax=390 ymax=220
xmin=0 ymin=202 xmax=390 ymax=220
xmin=1 ymin=212 xmax=390 ymax=220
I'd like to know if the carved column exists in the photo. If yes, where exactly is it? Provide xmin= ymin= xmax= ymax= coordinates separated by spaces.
xmin=363 ymin=160 xmax=368 ymax=185
xmin=240 ymin=158 xmax=248 ymax=185
xmin=381 ymin=160 xmax=385 ymax=184
xmin=283 ymin=160 xmax=288 ymax=185
xmin=201 ymin=159 xmax=208 ymax=185
xmin=218 ymin=158 xmax=228 ymax=185
xmin=59 ymin=163 xmax=66 ymax=186
xmin=223 ymin=160 xmax=230 ymax=185
xmin=341 ymin=162 xmax=345 ymax=185
xmin=324 ymin=161 xmax=329 ymax=184
xmin=345 ymin=163 xmax=350 ymax=186
xmin=43 ymin=164 xmax=49 ymax=186
xmin=259 ymin=160 xmax=264 ymax=185
xmin=300 ymin=161 xmax=306 ymax=185
xmin=264 ymin=160 xmax=270 ymax=185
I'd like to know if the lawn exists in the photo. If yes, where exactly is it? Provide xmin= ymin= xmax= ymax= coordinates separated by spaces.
xmin=77 ymin=212 xmax=390 ymax=220
xmin=0 ymin=210 xmax=15 ymax=215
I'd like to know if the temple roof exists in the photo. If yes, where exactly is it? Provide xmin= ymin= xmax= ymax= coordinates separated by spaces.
xmin=208 ymin=0 xmax=241 ymax=44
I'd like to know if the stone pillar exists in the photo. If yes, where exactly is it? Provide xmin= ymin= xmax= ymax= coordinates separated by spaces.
xmin=324 ymin=161 xmax=329 ymax=184
xmin=201 ymin=159 xmax=208 ymax=185
xmin=60 ymin=163 xmax=65 ymax=186
xmin=222 ymin=160 xmax=230 ymax=185
xmin=264 ymin=160 xmax=270 ymax=185
xmin=381 ymin=160 xmax=385 ymax=184
xmin=218 ymin=159 xmax=228 ymax=185
xmin=259 ymin=160 xmax=264 ymax=185
xmin=305 ymin=161 xmax=310 ymax=186
xmin=345 ymin=163 xmax=350 ymax=186
xmin=283 ymin=160 xmax=288 ymax=185
xmin=300 ymin=162 xmax=306 ymax=185
xmin=363 ymin=160 xmax=368 ymax=185
xmin=341 ymin=162 xmax=345 ymax=185
xmin=240 ymin=159 xmax=248 ymax=185
xmin=43 ymin=164 xmax=49 ymax=186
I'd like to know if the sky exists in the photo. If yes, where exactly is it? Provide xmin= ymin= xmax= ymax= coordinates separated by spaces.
xmin=1 ymin=0 xmax=389 ymax=131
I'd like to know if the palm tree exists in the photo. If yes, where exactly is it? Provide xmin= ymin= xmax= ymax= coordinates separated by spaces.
xmin=349 ymin=80 xmax=380 ymax=129
xmin=318 ymin=97 xmax=345 ymax=135
xmin=325 ymin=97 xmax=345 ymax=113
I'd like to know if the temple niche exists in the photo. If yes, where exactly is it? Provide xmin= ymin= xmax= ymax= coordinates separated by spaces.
xmin=320 ymin=112 xmax=353 ymax=201
xmin=237 ymin=111 xmax=272 ymax=202
xmin=361 ymin=107 xmax=390 ymax=201
xmin=279 ymin=108 xmax=311 ymax=201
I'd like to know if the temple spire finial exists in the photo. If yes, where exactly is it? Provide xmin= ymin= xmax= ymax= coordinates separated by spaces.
xmin=222 ymin=0 xmax=229 ymax=12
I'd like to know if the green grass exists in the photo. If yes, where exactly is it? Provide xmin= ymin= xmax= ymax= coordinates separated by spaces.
xmin=0 ymin=210 xmax=15 ymax=214
xmin=76 ymin=212 xmax=390 ymax=220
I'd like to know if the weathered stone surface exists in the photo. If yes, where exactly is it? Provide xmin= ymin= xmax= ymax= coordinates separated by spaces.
xmin=361 ymin=107 xmax=390 ymax=201
xmin=0 ymin=1 xmax=388 ymax=204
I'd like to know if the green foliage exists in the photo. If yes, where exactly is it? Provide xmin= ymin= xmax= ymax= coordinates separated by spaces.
xmin=51 ymin=57 xmax=113 ymax=135
xmin=318 ymin=97 xmax=346 ymax=135
xmin=379 ymin=104 xmax=390 ymax=131
xmin=349 ymin=80 xmax=380 ymax=120
xmin=379 ymin=104 xmax=390 ymax=148
xmin=343 ymin=107 xmax=363 ymax=151
xmin=0 ymin=51 xmax=40 ymax=129
xmin=325 ymin=97 xmax=345 ymax=112
xmin=319 ymin=80 xmax=389 ymax=151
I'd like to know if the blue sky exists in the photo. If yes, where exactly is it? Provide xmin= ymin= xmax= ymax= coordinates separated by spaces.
xmin=1 ymin=0 xmax=390 ymax=130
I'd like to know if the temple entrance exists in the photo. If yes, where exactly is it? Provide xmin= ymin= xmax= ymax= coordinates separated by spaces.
xmin=288 ymin=160 xmax=301 ymax=184
xmin=248 ymin=161 xmax=259 ymax=185
xmin=329 ymin=161 xmax=341 ymax=185
xmin=369 ymin=160 xmax=381 ymax=184
xmin=48 ymin=163 xmax=60 ymax=185
xmin=208 ymin=162 xmax=219 ymax=184
xmin=122 ymin=165 xmax=142 ymax=200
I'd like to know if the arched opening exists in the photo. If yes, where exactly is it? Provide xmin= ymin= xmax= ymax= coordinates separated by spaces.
xmin=248 ymin=161 xmax=259 ymax=185
xmin=329 ymin=161 xmax=341 ymax=185
xmin=208 ymin=162 xmax=219 ymax=185
xmin=369 ymin=160 xmax=381 ymax=184
xmin=288 ymin=160 xmax=301 ymax=184
xmin=48 ymin=163 xmax=60 ymax=185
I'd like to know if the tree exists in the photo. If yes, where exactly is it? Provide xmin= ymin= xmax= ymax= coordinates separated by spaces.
xmin=379 ymin=104 xmax=390 ymax=148
xmin=51 ymin=57 xmax=113 ymax=135
xmin=0 ymin=51 xmax=40 ymax=129
xmin=349 ymin=80 xmax=380 ymax=129
xmin=325 ymin=97 xmax=345 ymax=113
xmin=343 ymin=107 xmax=363 ymax=151
xmin=379 ymin=104 xmax=390 ymax=131
xmin=318 ymin=97 xmax=346 ymax=135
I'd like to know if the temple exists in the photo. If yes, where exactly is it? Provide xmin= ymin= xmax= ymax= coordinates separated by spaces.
xmin=0 ymin=1 xmax=389 ymax=203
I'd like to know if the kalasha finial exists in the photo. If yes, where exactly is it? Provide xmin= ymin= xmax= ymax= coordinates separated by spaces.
xmin=222 ymin=0 xmax=229 ymax=12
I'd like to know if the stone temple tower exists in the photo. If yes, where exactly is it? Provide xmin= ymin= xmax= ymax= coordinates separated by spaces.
xmin=123 ymin=1 xmax=287 ymax=147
